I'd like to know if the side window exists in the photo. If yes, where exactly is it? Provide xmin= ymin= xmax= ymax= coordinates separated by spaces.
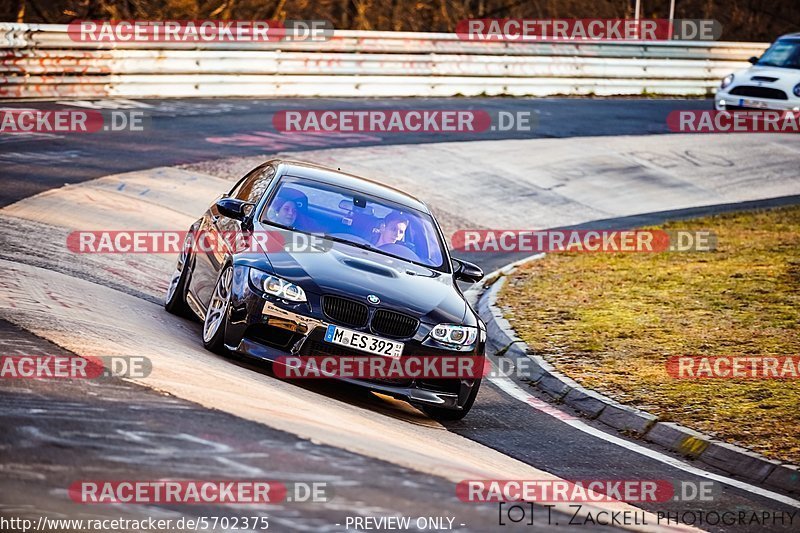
xmin=229 ymin=165 xmax=276 ymax=204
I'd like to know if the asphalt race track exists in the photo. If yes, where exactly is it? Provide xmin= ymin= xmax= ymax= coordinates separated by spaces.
xmin=1 ymin=97 xmax=799 ymax=532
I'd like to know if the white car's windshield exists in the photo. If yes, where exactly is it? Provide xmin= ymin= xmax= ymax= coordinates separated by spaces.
xmin=757 ymin=39 xmax=800 ymax=69
xmin=262 ymin=177 xmax=447 ymax=270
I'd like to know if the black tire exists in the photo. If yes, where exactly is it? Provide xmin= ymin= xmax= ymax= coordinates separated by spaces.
xmin=164 ymin=234 xmax=194 ymax=317
xmin=202 ymin=264 xmax=233 ymax=355
xmin=421 ymin=378 xmax=481 ymax=421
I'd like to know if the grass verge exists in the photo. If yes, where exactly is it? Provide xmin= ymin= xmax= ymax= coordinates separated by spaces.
xmin=499 ymin=205 xmax=800 ymax=463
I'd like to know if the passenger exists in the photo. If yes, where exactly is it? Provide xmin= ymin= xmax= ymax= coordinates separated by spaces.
xmin=374 ymin=210 xmax=410 ymax=248
xmin=267 ymin=188 xmax=306 ymax=227
xmin=272 ymin=198 xmax=298 ymax=226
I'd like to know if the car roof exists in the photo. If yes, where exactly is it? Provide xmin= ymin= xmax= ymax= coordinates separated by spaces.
xmin=778 ymin=33 xmax=800 ymax=41
xmin=272 ymin=160 xmax=430 ymax=213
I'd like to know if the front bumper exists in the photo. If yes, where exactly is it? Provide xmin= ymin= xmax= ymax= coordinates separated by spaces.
xmin=715 ymin=91 xmax=800 ymax=111
xmin=224 ymin=265 xmax=483 ymax=411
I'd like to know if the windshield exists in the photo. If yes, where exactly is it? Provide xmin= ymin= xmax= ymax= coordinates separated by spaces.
xmin=262 ymin=176 xmax=447 ymax=270
xmin=756 ymin=40 xmax=800 ymax=69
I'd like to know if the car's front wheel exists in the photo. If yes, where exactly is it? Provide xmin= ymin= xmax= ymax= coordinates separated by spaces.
xmin=202 ymin=264 xmax=233 ymax=355
xmin=421 ymin=378 xmax=481 ymax=421
xmin=165 ymin=233 xmax=194 ymax=317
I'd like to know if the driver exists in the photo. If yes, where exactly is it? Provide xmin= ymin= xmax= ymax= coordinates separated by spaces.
xmin=374 ymin=210 xmax=410 ymax=248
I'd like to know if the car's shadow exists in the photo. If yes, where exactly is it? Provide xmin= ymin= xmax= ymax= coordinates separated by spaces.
xmin=231 ymin=353 xmax=444 ymax=427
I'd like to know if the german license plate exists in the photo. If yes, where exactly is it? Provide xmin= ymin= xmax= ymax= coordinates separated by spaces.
xmin=740 ymin=98 xmax=769 ymax=109
xmin=324 ymin=325 xmax=403 ymax=359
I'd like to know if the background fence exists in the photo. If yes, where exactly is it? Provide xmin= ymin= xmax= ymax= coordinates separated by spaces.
xmin=1 ymin=23 xmax=769 ymax=99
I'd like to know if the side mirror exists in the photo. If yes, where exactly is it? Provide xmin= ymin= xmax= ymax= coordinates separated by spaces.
xmin=748 ymin=56 xmax=759 ymax=65
xmin=452 ymin=258 xmax=483 ymax=283
xmin=215 ymin=198 xmax=253 ymax=221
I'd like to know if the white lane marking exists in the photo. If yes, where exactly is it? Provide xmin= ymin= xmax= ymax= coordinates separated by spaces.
xmin=488 ymin=370 xmax=800 ymax=509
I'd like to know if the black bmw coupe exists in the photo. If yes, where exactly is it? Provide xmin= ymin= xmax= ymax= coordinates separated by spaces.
xmin=165 ymin=160 xmax=485 ymax=420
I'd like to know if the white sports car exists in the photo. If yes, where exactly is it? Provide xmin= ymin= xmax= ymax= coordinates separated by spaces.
xmin=715 ymin=33 xmax=800 ymax=112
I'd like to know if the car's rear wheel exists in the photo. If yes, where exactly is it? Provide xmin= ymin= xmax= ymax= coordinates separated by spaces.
xmin=203 ymin=264 xmax=233 ymax=355
xmin=165 ymin=233 xmax=193 ymax=317
xmin=421 ymin=378 xmax=481 ymax=421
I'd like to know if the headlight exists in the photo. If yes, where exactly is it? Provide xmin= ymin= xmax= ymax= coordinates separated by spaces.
xmin=720 ymin=74 xmax=734 ymax=89
xmin=793 ymin=83 xmax=800 ymax=97
xmin=249 ymin=269 xmax=306 ymax=302
xmin=430 ymin=324 xmax=478 ymax=346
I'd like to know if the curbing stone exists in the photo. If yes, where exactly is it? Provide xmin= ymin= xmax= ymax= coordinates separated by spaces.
xmin=485 ymin=314 xmax=509 ymax=348
xmin=485 ymin=309 xmax=516 ymax=348
xmin=644 ymin=422 xmax=711 ymax=459
xmin=476 ymin=290 xmax=493 ymax=316
xmin=525 ymin=353 xmax=556 ymax=376
xmin=476 ymin=281 xmax=496 ymax=318
xmin=598 ymin=402 xmax=658 ymax=436
xmin=514 ymin=349 xmax=547 ymax=383
xmin=563 ymin=386 xmax=609 ymax=419
xmin=699 ymin=441 xmax=780 ymax=483
xmin=536 ymin=370 xmax=574 ymax=400
xmin=765 ymin=464 xmax=800 ymax=494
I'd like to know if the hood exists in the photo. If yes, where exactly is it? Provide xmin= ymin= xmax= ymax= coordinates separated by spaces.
xmin=732 ymin=66 xmax=800 ymax=93
xmin=746 ymin=65 xmax=800 ymax=79
xmin=258 ymin=239 xmax=466 ymax=324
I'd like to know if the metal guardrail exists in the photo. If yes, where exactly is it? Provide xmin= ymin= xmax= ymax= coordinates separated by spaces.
xmin=0 ymin=23 xmax=769 ymax=99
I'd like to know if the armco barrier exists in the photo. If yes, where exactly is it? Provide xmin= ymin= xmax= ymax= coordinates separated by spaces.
xmin=1 ymin=23 xmax=768 ymax=99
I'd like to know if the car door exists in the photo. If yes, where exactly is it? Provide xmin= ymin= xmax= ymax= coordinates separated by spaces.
xmin=191 ymin=164 xmax=276 ymax=308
